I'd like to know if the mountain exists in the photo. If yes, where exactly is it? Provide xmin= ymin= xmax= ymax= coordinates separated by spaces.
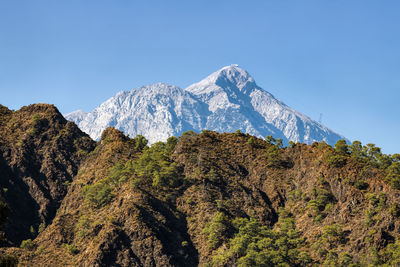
xmin=3 ymin=125 xmax=400 ymax=266
xmin=0 ymin=104 xmax=95 ymax=245
xmin=66 ymin=65 xmax=346 ymax=145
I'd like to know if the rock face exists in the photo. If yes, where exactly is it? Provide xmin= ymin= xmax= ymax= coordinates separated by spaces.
xmin=66 ymin=65 xmax=346 ymax=145
xmin=0 ymin=104 xmax=95 ymax=245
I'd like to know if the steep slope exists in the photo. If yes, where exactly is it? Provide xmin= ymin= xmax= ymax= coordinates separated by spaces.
xmin=67 ymin=84 xmax=208 ymax=144
xmin=9 ymin=128 xmax=400 ymax=266
xmin=186 ymin=65 xmax=344 ymax=144
xmin=66 ymin=65 xmax=346 ymax=145
xmin=0 ymin=104 xmax=95 ymax=245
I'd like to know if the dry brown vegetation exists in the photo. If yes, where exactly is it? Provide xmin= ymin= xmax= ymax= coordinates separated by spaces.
xmin=0 ymin=104 xmax=400 ymax=266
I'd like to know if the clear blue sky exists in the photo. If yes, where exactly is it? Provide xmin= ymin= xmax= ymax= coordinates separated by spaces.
xmin=1 ymin=0 xmax=399 ymax=153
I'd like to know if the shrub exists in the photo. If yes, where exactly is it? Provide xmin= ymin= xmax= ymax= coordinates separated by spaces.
xmin=365 ymin=208 xmax=377 ymax=227
xmin=64 ymin=243 xmax=79 ymax=255
xmin=201 ymin=129 xmax=213 ymax=137
xmin=181 ymin=130 xmax=198 ymax=138
xmin=132 ymin=134 xmax=148 ymax=151
xmin=265 ymin=145 xmax=282 ymax=167
xmin=354 ymin=180 xmax=369 ymax=190
xmin=326 ymin=154 xmax=347 ymax=168
xmin=82 ymin=182 xmax=113 ymax=208
xmin=247 ymin=137 xmax=256 ymax=147
xmin=106 ymin=160 xmax=134 ymax=187
xmin=387 ymin=162 xmax=400 ymax=190
xmin=205 ymin=168 xmax=219 ymax=183
xmin=211 ymin=213 xmax=309 ymax=266
xmin=307 ymin=188 xmax=334 ymax=213
xmin=389 ymin=204 xmax=400 ymax=218
xmin=134 ymin=141 xmax=183 ymax=188
xmin=20 ymin=239 xmax=34 ymax=250
xmin=335 ymin=139 xmax=349 ymax=155
xmin=235 ymin=129 xmax=244 ymax=136
xmin=201 ymin=212 xmax=230 ymax=250
xmin=76 ymin=215 xmax=91 ymax=237
xmin=381 ymin=241 xmax=400 ymax=265
xmin=288 ymin=140 xmax=296 ymax=148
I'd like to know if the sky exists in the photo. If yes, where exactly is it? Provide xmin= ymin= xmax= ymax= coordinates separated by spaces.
xmin=0 ymin=0 xmax=399 ymax=153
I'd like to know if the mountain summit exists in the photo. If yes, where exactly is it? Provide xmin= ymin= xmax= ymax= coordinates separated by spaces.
xmin=66 ymin=65 xmax=346 ymax=145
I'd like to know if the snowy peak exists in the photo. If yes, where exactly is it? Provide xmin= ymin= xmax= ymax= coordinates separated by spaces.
xmin=186 ymin=65 xmax=256 ymax=95
xmin=65 ymin=66 xmax=347 ymax=146
xmin=215 ymin=64 xmax=255 ymax=90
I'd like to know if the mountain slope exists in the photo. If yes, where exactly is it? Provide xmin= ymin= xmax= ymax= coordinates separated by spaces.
xmin=186 ymin=65 xmax=343 ymax=144
xmin=66 ymin=65 xmax=346 ymax=145
xmin=0 ymin=104 xmax=95 ymax=245
xmin=7 ymin=128 xmax=400 ymax=266
xmin=67 ymin=84 xmax=208 ymax=144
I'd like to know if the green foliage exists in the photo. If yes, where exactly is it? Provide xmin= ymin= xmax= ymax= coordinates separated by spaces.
xmin=181 ymin=130 xmax=198 ymax=138
xmin=132 ymin=134 xmax=148 ymax=151
xmin=325 ymin=154 xmax=347 ymax=168
xmin=235 ymin=129 xmax=244 ymax=136
xmin=247 ymin=136 xmax=256 ymax=147
xmin=134 ymin=141 xmax=183 ymax=188
xmin=131 ymin=178 xmax=141 ymax=190
xmin=30 ymin=225 xmax=36 ymax=236
xmin=265 ymin=145 xmax=282 ymax=167
xmin=31 ymin=113 xmax=41 ymax=123
xmin=264 ymin=136 xmax=284 ymax=167
xmin=76 ymin=215 xmax=91 ymax=237
xmin=322 ymin=250 xmax=339 ymax=266
xmin=353 ymin=180 xmax=369 ymax=190
xmin=165 ymin=136 xmax=178 ymax=154
xmin=389 ymin=204 xmax=400 ymax=218
xmin=288 ymin=140 xmax=296 ymax=148
xmin=334 ymin=140 xmax=348 ymax=155
xmin=63 ymin=243 xmax=79 ymax=255
xmin=82 ymin=159 xmax=136 ymax=208
xmin=202 ymin=212 xmax=230 ymax=250
xmin=36 ymin=245 xmax=45 ymax=255
xmin=201 ymin=129 xmax=213 ymax=137
xmin=38 ymin=222 xmax=45 ymax=234
xmin=386 ymin=162 xmax=400 ymax=189
xmin=211 ymin=210 xmax=309 ymax=266
xmin=365 ymin=207 xmax=377 ymax=227
xmin=349 ymin=140 xmax=364 ymax=160
xmin=307 ymin=188 xmax=334 ymax=216
xmin=82 ymin=182 xmax=113 ymax=208
xmin=20 ymin=239 xmax=34 ymax=250
xmin=107 ymin=160 xmax=134 ymax=187
xmin=322 ymin=224 xmax=345 ymax=245
xmin=205 ymin=168 xmax=220 ymax=183
xmin=381 ymin=240 xmax=400 ymax=265
xmin=265 ymin=135 xmax=283 ymax=148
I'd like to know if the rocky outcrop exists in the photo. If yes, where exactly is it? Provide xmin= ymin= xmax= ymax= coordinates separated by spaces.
xmin=0 ymin=104 xmax=95 ymax=245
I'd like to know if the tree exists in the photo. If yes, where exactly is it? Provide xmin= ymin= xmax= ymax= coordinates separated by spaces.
xmin=349 ymin=140 xmax=364 ymax=159
xmin=334 ymin=140 xmax=348 ymax=155
xmin=133 ymin=134 xmax=148 ymax=151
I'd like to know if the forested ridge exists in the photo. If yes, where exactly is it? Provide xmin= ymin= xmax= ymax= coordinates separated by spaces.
xmin=0 ymin=104 xmax=400 ymax=266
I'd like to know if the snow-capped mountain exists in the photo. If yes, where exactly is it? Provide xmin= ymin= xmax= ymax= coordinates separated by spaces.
xmin=66 ymin=65 xmax=346 ymax=145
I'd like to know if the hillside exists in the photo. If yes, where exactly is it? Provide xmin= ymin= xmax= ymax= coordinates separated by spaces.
xmin=66 ymin=65 xmax=346 ymax=145
xmin=0 ymin=105 xmax=399 ymax=266
xmin=0 ymin=104 xmax=95 ymax=247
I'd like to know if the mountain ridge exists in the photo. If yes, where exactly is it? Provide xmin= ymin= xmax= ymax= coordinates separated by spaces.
xmin=66 ymin=65 xmax=346 ymax=145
